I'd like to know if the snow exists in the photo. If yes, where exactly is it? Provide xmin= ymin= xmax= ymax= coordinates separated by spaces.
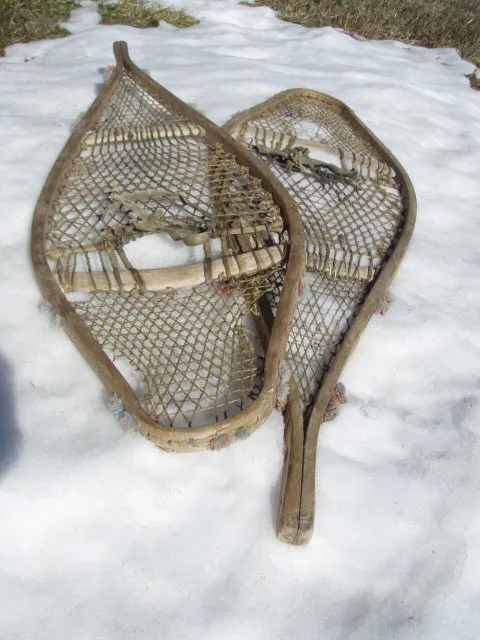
xmin=1 ymin=0 xmax=480 ymax=637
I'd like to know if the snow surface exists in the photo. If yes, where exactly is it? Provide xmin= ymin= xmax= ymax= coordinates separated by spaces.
xmin=1 ymin=1 xmax=480 ymax=638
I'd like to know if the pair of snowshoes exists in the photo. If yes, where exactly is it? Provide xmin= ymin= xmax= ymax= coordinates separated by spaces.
xmin=32 ymin=42 xmax=415 ymax=543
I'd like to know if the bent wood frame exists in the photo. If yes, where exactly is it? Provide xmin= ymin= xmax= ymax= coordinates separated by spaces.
xmin=31 ymin=43 xmax=305 ymax=452
xmin=224 ymin=89 xmax=416 ymax=543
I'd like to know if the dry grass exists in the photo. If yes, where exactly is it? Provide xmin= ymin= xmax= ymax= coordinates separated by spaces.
xmin=247 ymin=0 xmax=480 ymax=68
xmin=467 ymin=71 xmax=480 ymax=90
xmin=98 ymin=0 xmax=199 ymax=29
xmin=0 ymin=0 xmax=77 ymax=56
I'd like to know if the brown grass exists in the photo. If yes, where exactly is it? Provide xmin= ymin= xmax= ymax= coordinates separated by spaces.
xmin=467 ymin=71 xmax=480 ymax=90
xmin=247 ymin=0 xmax=480 ymax=68
xmin=0 ymin=0 xmax=77 ymax=56
xmin=98 ymin=0 xmax=199 ymax=29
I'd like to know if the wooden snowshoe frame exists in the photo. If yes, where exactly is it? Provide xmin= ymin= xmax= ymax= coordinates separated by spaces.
xmin=31 ymin=43 xmax=305 ymax=452
xmin=225 ymin=89 xmax=416 ymax=543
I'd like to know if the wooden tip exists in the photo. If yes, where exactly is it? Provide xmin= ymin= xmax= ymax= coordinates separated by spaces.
xmin=113 ymin=41 xmax=130 ymax=67
xmin=277 ymin=509 xmax=314 ymax=546
xmin=296 ymin=515 xmax=314 ymax=544
xmin=276 ymin=518 xmax=300 ymax=545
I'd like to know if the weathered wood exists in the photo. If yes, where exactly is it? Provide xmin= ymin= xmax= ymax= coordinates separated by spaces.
xmin=234 ymin=124 xmax=396 ymax=179
xmin=31 ymin=42 xmax=305 ymax=452
xmin=225 ymin=89 xmax=416 ymax=543
xmin=69 ymin=245 xmax=286 ymax=293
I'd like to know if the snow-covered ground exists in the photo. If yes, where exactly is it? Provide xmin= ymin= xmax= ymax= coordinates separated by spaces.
xmin=1 ymin=0 xmax=480 ymax=637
